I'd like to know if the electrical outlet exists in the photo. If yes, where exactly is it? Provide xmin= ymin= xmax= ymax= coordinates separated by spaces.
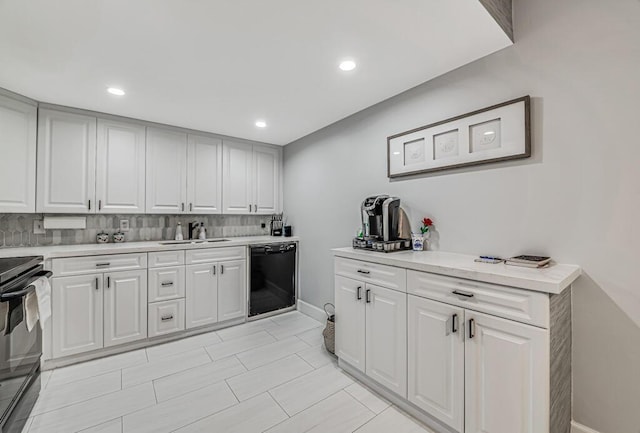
xmin=261 ymin=223 xmax=266 ymax=229
xmin=119 ymin=219 xmax=130 ymax=232
xmin=33 ymin=219 xmax=45 ymax=235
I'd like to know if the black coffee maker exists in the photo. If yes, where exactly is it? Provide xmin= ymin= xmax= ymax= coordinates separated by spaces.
xmin=361 ymin=195 xmax=401 ymax=241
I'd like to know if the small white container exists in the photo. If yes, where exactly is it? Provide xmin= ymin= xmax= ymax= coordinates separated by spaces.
xmin=175 ymin=223 xmax=183 ymax=241
xmin=412 ymin=233 xmax=424 ymax=251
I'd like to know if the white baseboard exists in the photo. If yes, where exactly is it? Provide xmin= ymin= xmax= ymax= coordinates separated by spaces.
xmin=297 ymin=299 xmax=328 ymax=323
xmin=571 ymin=421 xmax=601 ymax=433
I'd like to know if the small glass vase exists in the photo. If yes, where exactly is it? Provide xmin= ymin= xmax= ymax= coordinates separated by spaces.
xmin=412 ymin=233 xmax=425 ymax=251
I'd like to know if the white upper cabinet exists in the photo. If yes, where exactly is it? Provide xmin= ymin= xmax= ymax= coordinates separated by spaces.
xmin=187 ymin=134 xmax=222 ymax=214
xmin=222 ymin=140 xmax=253 ymax=214
xmin=37 ymin=109 xmax=97 ymax=213
xmin=253 ymin=145 xmax=281 ymax=214
xmin=0 ymin=94 xmax=37 ymax=213
xmin=223 ymin=140 xmax=282 ymax=214
xmin=146 ymin=127 xmax=188 ymax=213
xmin=96 ymin=119 xmax=146 ymax=213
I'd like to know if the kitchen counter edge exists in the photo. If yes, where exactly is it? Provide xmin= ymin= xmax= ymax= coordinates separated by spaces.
xmin=332 ymin=247 xmax=581 ymax=295
xmin=0 ymin=236 xmax=300 ymax=260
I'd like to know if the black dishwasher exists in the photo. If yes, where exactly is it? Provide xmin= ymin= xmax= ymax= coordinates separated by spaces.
xmin=249 ymin=242 xmax=296 ymax=317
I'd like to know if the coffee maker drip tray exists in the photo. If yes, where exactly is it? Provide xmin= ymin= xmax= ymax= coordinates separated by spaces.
xmin=353 ymin=237 xmax=411 ymax=253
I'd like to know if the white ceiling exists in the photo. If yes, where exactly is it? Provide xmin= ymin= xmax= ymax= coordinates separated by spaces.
xmin=0 ymin=0 xmax=511 ymax=145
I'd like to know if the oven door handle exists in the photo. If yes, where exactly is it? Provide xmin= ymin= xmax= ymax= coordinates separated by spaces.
xmin=0 ymin=270 xmax=52 ymax=301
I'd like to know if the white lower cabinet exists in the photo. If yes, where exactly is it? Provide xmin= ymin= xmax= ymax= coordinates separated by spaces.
xmin=217 ymin=260 xmax=246 ymax=322
xmin=335 ymin=276 xmax=365 ymax=371
xmin=103 ymin=270 xmax=147 ymax=347
xmin=52 ymin=270 xmax=147 ymax=357
xmin=465 ymin=311 xmax=548 ymax=433
xmin=148 ymin=299 xmax=185 ymax=337
xmin=334 ymin=275 xmax=407 ymax=398
xmin=52 ymin=274 xmax=103 ymax=358
xmin=335 ymin=258 xmax=559 ymax=433
xmin=408 ymin=295 xmax=464 ymax=432
xmin=185 ymin=263 xmax=218 ymax=328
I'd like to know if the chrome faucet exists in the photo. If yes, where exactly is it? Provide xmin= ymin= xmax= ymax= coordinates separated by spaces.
xmin=188 ymin=221 xmax=199 ymax=240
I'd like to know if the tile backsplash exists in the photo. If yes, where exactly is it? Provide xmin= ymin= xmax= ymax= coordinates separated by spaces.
xmin=0 ymin=214 xmax=271 ymax=248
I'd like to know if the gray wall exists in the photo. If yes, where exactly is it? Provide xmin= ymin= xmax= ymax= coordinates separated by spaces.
xmin=283 ymin=0 xmax=640 ymax=431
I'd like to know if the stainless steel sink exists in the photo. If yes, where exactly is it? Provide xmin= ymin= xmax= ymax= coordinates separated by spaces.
xmin=158 ymin=239 xmax=230 ymax=245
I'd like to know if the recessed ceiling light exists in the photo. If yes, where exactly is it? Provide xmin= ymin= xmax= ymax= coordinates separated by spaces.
xmin=255 ymin=120 xmax=267 ymax=128
xmin=107 ymin=87 xmax=125 ymax=96
xmin=339 ymin=60 xmax=356 ymax=71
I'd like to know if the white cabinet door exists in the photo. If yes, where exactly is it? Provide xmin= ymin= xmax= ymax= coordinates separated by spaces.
xmin=0 ymin=95 xmax=37 ymax=213
xmin=103 ymin=270 xmax=147 ymax=347
xmin=52 ymin=274 xmax=103 ymax=358
xmin=334 ymin=275 xmax=365 ymax=372
xmin=217 ymin=260 xmax=246 ymax=322
xmin=37 ymin=109 xmax=96 ymax=213
xmin=365 ymin=284 xmax=407 ymax=398
xmin=146 ymin=127 xmax=187 ymax=213
xmin=253 ymin=145 xmax=281 ymax=214
xmin=185 ymin=263 xmax=218 ymax=328
xmin=408 ymin=295 xmax=464 ymax=431
xmin=187 ymin=134 xmax=222 ymax=214
xmin=96 ymin=119 xmax=146 ymax=213
xmin=465 ymin=311 xmax=549 ymax=433
xmin=222 ymin=140 xmax=253 ymax=214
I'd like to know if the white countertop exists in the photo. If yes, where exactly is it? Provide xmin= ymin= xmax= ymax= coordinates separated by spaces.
xmin=332 ymin=247 xmax=581 ymax=294
xmin=0 ymin=236 xmax=299 ymax=259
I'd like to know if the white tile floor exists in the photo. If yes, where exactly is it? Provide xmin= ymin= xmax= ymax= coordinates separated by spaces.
xmin=24 ymin=311 xmax=434 ymax=433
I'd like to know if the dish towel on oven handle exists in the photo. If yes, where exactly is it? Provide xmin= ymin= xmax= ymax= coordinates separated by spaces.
xmin=25 ymin=276 xmax=52 ymax=332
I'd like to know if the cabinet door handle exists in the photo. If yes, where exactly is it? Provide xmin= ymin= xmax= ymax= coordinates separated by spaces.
xmin=452 ymin=313 xmax=459 ymax=333
xmin=468 ymin=318 xmax=476 ymax=339
xmin=88 ymin=199 xmax=91 ymax=210
xmin=212 ymin=265 xmax=216 ymax=275
xmin=181 ymin=202 xmax=185 ymax=212
xmin=95 ymin=277 xmax=99 ymax=290
xmin=161 ymin=315 xmax=174 ymax=322
xmin=220 ymin=265 xmax=224 ymax=274
xmin=249 ymin=204 xmax=252 ymax=212
xmin=254 ymin=204 xmax=257 ymax=213
xmin=98 ymin=199 xmax=102 ymax=210
xmin=452 ymin=289 xmax=474 ymax=299
xmin=356 ymin=286 xmax=362 ymax=300
xmin=357 ymin=269 xmax=370 ymax=275
xmin=161 ymin=281 xmax=174 ymax=287
xmin=107 ymin=276 xmax=111 ymax=288
xmin=365 ymin=289 xmax=371 ymax=303
xmin=190 ymin=203 xmax=193 ymax=212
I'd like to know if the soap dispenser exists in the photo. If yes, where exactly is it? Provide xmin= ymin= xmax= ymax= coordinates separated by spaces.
xmin=198 ymin=222 xmax=207 ymax=240
xmin=175 ymin=222 xmax=184 ymax=241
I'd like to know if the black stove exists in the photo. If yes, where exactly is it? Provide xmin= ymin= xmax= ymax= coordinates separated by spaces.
xmin=0 ymin=255 xmax=49 ymax=433
xmin=0 ymin=256 xmax=43 ymax=285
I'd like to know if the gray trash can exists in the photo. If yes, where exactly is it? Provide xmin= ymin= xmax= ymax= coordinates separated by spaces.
xmin=322 ymin=303 xmax=335 ymax=354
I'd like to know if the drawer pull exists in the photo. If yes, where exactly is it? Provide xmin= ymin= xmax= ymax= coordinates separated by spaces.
xmin=357 ymin=269 xmax=370 ymax=275
xmin=468 ymin=318 xmax=476 ymax=338
xmin=451 ymin=313 xmax=459 ymax=333
xmin=452 ymin=289 xmax=474 ymax=299
xmin=365 ymin=289 xmax=371 ymax=303
xmin=96 ymin=263 xmax=110 ymax=267
xmin=161 ymin=281 xmax=174 ymax=287
xmin=356 ymin=286 xmax=362 ymax=300
xmin=161 ymin=315 xmax=174 ymax=322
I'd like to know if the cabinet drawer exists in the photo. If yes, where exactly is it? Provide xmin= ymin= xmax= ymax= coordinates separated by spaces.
xmin=334 ymin=257 xmax=406 ymax=292
xmin=148 ymin=266 xmax=186 ymax=302
xmin=185 ymin=246 xmax=246 ymax=264
xmin=148 ymin=299 xmax=185 ymax=338
xmin=148 ymin=251 xmax=185 ymax=268
xmin=407 ymin=270 xmax=549 ymax=328
xmin=52 ymin=253 xmax=147 ymax=277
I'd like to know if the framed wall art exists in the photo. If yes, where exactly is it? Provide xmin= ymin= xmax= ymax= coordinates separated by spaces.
xmin=387 ymin=96 xmax=531 ymax=178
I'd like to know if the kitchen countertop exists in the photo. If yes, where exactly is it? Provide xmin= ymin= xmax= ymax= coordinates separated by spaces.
xmin=332 ymin=247 xmax=581 ymax=294
xmin=0 ymin=236 xmax=299 ymax=260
